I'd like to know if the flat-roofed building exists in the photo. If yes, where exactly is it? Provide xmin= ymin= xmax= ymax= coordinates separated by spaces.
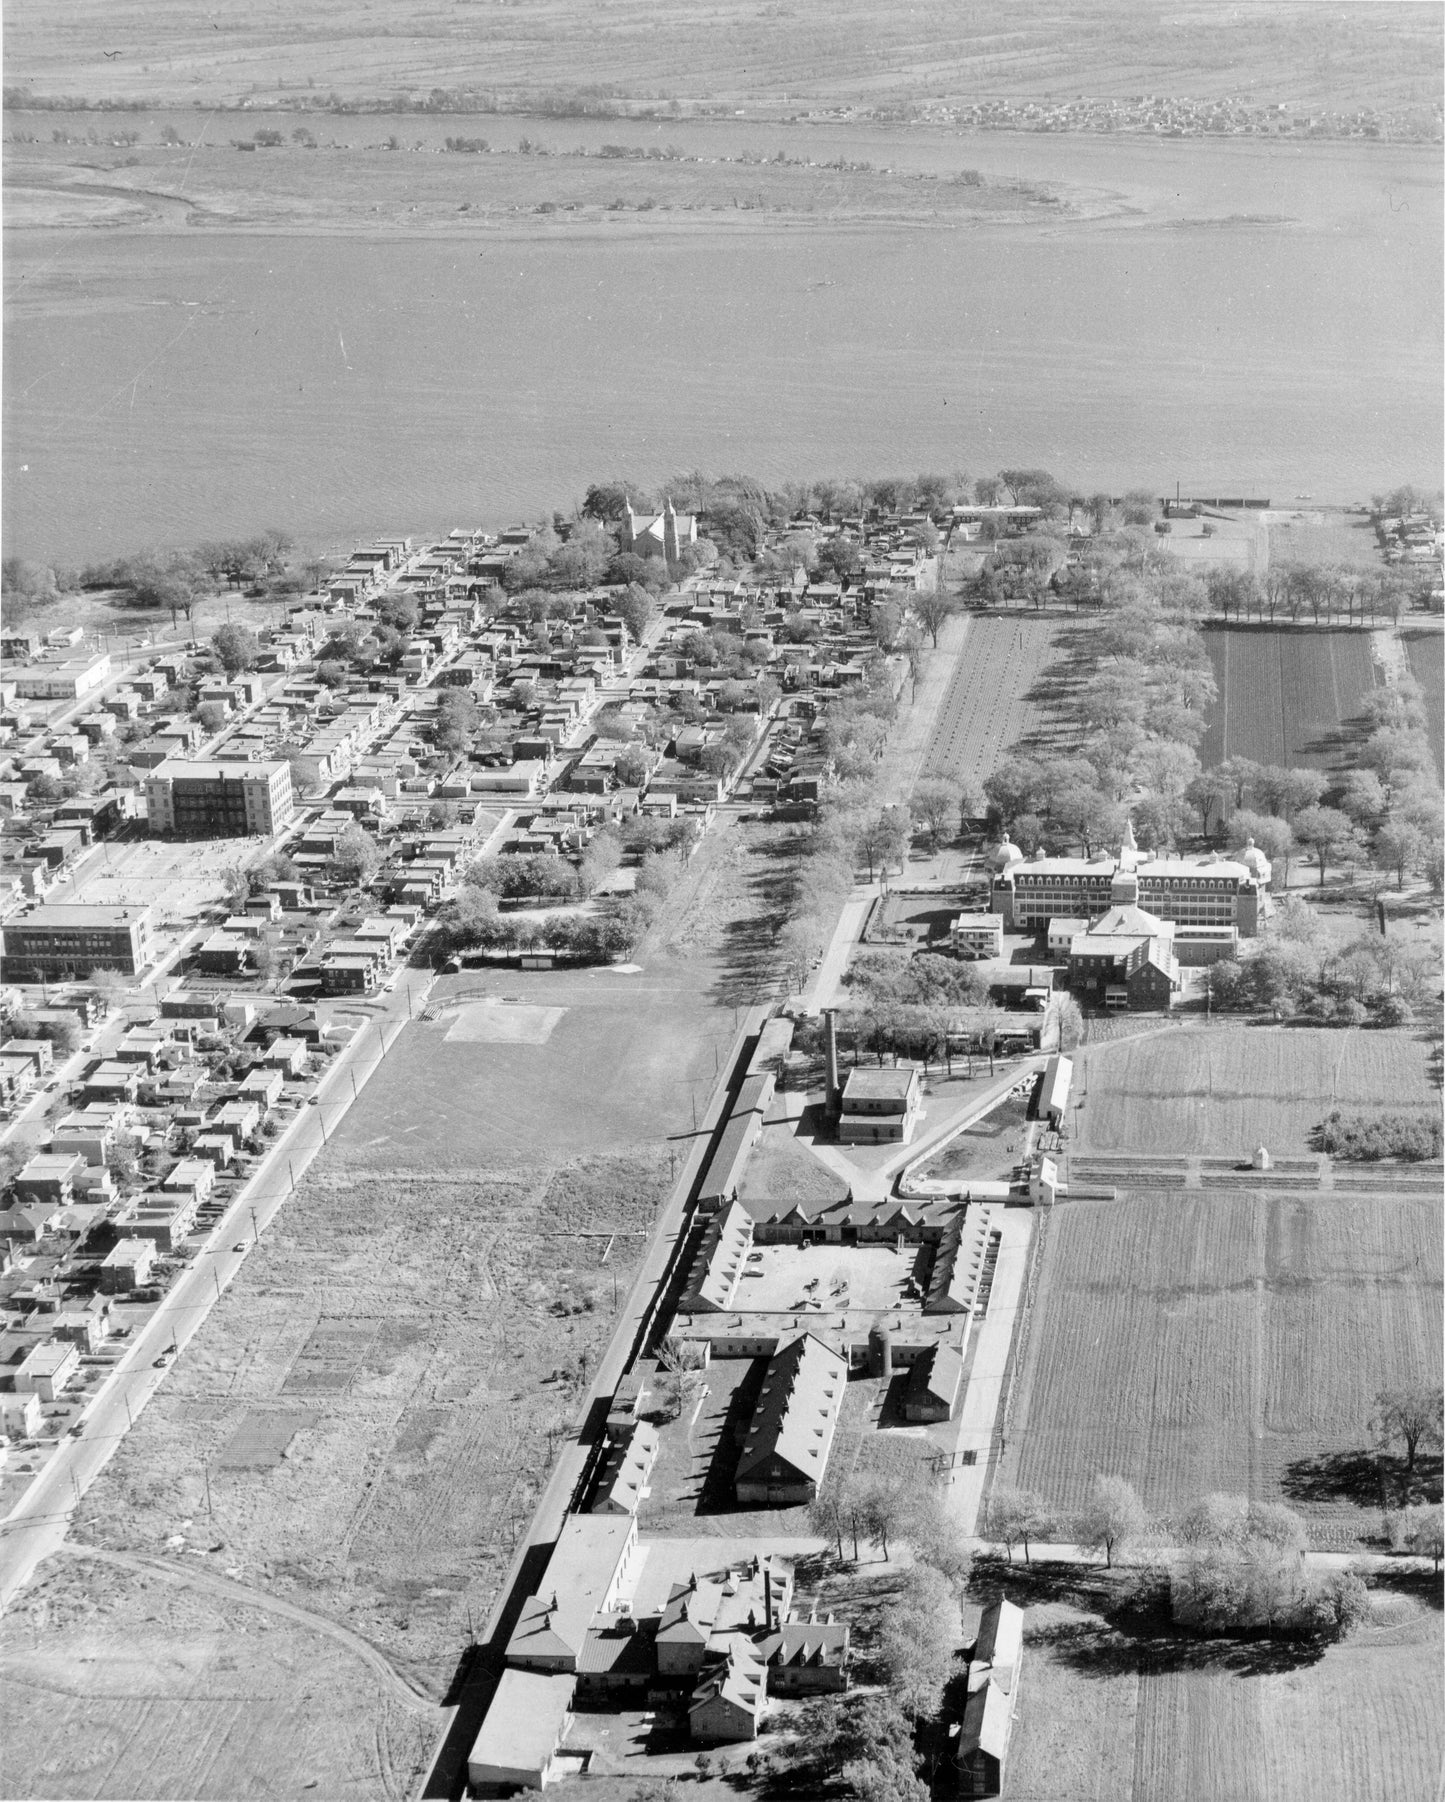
xmin=99 ymin=1236 xmax=155 ymax=1294
xmin=14 ymin=1339 xmax=80 ymax=1399
xmin=1 ymin=904 xmax=153 ymax=979
xmin=466 ymin=1669 xmax=576 ymax=1794
xmin=950 ymin=913 xmax=1004 ymax=960
xmin=838 ymin=1066 xmax=921 ymax=1145
xmin=144 ymin=759 xmax=294 ymax=838
xmin=13 ymin=654 xmax=112 ymax=702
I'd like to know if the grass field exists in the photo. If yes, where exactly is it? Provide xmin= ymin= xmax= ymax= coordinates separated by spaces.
xmin=1076 ymin=1028 xmax=1437 ymax=1158
xmin=1002 ymin=1581 xmax=1443 ymax=1802
xmin=1403 ymin=630 xmax=1444 ymax=778
xmin=1197 ymin=627 xmax=1379 ymax=773
xmin=6 ymin=2 xmax=1436 ymax=111
xmin=1001 ymin=1185 xmax=1442 ymax=1538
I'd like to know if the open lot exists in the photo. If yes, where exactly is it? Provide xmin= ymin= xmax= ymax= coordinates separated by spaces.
xmin=914 ymin=1092 xmax=1032 ymax=1182
xmin=1075 ymin=1026 xmax=1437 ymax=1158
xmin=1197 ymin=625 xmax=1379 ymax=772
xmin=0 ymin=1551 xmax=435 ymax=1802
xmin=1001 ymin=1184 xmax=1442 ymax=1541
xmin=999 ymin=1576 xmax=1443 ymax=1802
xmin=3 ymin=955 xmax=733 ymax=1800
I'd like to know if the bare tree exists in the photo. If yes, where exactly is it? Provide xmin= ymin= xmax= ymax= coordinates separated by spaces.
xmin=1076 ymin=1474 xmax=1148 ymax=1567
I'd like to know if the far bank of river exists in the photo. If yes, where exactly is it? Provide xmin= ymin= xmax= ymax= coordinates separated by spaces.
xmin=3 ymin=121 xmax=1439 ymax=563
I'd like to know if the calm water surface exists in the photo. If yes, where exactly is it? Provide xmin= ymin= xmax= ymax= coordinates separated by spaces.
xmin=4 ymin=129 xmax=1439 ymax=561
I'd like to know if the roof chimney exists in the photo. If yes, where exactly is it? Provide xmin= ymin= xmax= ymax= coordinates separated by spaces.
xmin=764 ymin=1564 xmax=774 ymax=1633
xmin=824 ymin=1008 xmax=840 ymax=1115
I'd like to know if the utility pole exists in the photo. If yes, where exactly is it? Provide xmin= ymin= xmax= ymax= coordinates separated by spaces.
xmin=203 ymin=1464 xmax=214 ymax=1518
xmin=213 ymin=1264 xmax=222 ymax=1299
xmin=250 ymin=1206 xmax=259 ymax=1243
xmin=124 ymin=1391 xmax=133 ymax=1430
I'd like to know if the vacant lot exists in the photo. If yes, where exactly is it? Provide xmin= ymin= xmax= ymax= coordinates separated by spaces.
xmin=0 ymin=1551 xmax=435 ymax=1801
xmin=1076 ymin=1027 xmax=1437 ymax=1158
xmin=921 ymin=616 xmax=1068 ymax=787
xmin=915 ymin=1093 xmax=1032 ymax=1182
xmin=1197 ymin=626 xmax=1379 ymax=771
xmin=1403 ymin=629 xmax=1444 ymax=777
xmin=16 ymin=956 xmax=735 ymax=1800
xmin=1000 ymin=1184 xmax=1443 ymax=1540
xmin=1002 ymin=1580 xmax=1442 ymax=1802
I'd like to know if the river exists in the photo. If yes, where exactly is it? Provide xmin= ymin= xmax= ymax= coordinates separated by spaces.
xmin=3 ymin=120 xmax=1439 ymax=562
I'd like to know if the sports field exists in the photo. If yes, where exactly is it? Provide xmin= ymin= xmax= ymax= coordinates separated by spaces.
xmin=1197 ymin=626 xmax=1378 ymax=772
xmin=1005 ymin=1586 xmax=1442 ymax=1802
xmin=921 ymin=616 xmax=1065 ymax=786
xmin=1076 ymin=1028 xmax=1436 ymax=1158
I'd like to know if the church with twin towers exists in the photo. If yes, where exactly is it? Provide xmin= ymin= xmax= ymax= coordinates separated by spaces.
xmin=619 ymin=496 xmax=698 ymax=564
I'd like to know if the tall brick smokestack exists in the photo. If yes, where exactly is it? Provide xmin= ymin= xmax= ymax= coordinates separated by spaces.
xmin=824 ymin=1008 xmax=840 ymax=1114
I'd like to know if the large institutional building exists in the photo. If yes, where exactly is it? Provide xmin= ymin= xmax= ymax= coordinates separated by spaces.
xmin=990 ymin=821 xmax=1270 ymax=940
xmin=144 ymin=760 xmax=294 ymax=839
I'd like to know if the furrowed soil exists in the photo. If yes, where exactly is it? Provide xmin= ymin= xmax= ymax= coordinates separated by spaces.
xmin=1197 ymin=626 xmax=1380 ymax=772
xmin=1001 ymin=1027 xmax=1444 ymax=1542
xmin=1002 ymin=1583 xmax=1443 ymax=1802
xmin=1075 ymin=1027 xmax=1436 ymax=1158
xmin=9 ymin=2 xmax=1435 ymax=110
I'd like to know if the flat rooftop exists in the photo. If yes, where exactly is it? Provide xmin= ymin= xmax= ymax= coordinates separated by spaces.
xmin=467 ymin=1669 xmax=573 ymax=1780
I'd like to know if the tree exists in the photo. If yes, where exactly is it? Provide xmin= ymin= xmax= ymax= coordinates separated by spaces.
xmin=1293 ymin=805 xmax=1359 ymax=886
xmin=1407 ymin=1504 xmax=1444 ymax=1570
xmin=981 ymin=1486 xmax=1049 ymax=1563
xmin=1077 ymin=1474 xmax=1148 ymax=1568
xmin=854 ymin=810 xmax=910 ymax=882
xmin=1370 ymin=1387 xmax=1444 ymax=1474
xmin=332 ymin=822 xmax=381 ymax=885
xmin=1374 ymin=817 xmax=1425 ymax=889
xmin=211 ymin=622 xmax=260 ymax=675
xmin=910 ymin=779 xmax=958 ymax=850
xmin=85 ymin=967 xmax=131 ymax=1009
xmin=875 ymin=1563 xmax=959 ymax=1720
xmin=911 ymin=590 xmax=954 ymax=647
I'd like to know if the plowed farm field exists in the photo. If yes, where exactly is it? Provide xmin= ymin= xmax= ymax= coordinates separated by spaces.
xmin=1003 ymin=1025 xmax=1445 ymax=1542
xmin=1004 ymin=1589 xmax=1443 ymax=1802
xmin=921 ymin=615 xmax=1065 ymax=786
xmin=1001 ymin=1185 xmax=1443 ymax=1538
xmin=1198 ymin=626 xmax=1378 ymax=771
xmin=1076 ymin=1028 xmax=1436 ymax=1158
